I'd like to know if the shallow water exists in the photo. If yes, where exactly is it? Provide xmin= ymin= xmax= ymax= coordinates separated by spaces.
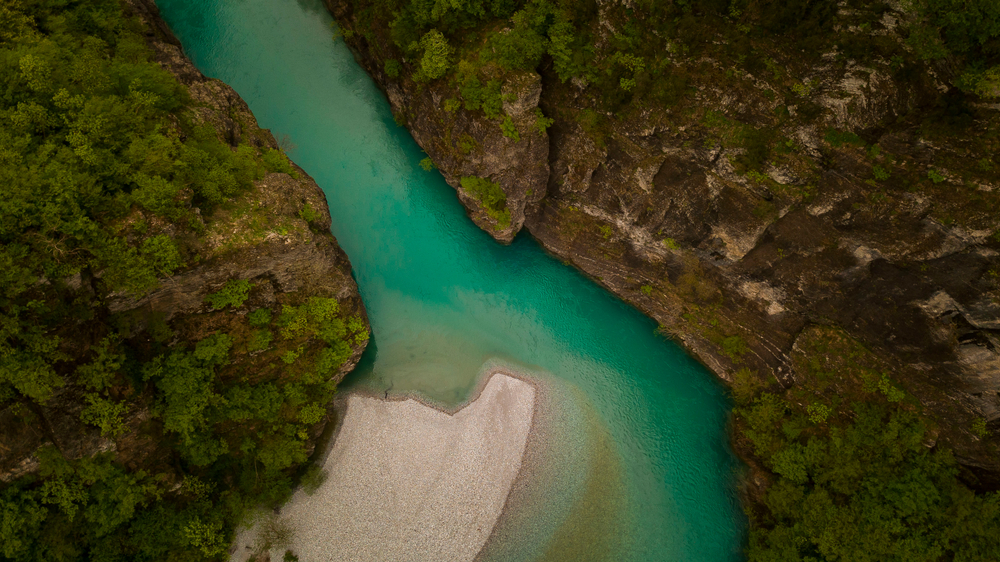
xmin=155 ymin=0 xmax=746 ymax=559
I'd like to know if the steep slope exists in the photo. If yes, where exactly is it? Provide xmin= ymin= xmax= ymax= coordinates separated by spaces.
xmin=0 ymin=1 xmax=368 ymax=558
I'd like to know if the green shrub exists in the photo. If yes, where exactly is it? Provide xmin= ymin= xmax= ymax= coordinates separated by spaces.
xmin=972 ymin=417 xmax=990 ymax=438
xmin=415 ymin=29 xmax=452 ymax=81
xmin=206 ymin=279 xmax=253 ymax=310
xmin=928 ymin=169 xmax=947 ymax=183
xmin=384 ymin=58 xmax=402 ymax=78
xmin=533 ymin=108 xmax=554 ymax=134
xmin=730 ymin=368 xmax=766 ymax=406
xmin=547 ymin=19 xmax=580 ymax=82
xmin=248 ymin=329 xmax=273 ymax=352
xmin=722 ymin=335 xmax=749 ymax=362
xmin=346 ymin=316 xmax=370 ymax=345
xmin=282 ymin=348 xmax=302 ymax=365
xmin=419 ymin=157 xmax=436 ymax=171
xmin=460 ymin=176 xmax=510 ymax=228
xmin=500 ymin=115 xmax=520 ymax=141
xmin=76 ymin=337 xmax=125 ymax=391
xmin=461 ymin=176 xmax=505 ymax=210
xmin=877 ymin=374 xmax=907 ymax=402
xmin=484 ymin=14 xmax=547 ymax=70
xmin=140 ymin=235 xmax=184 ymax=277
xmin=480 ymin=80 xmax=503 ymax=118
xmin=456 ymin=134 xmax=477 ymax=154
xmin=298 ymin=202 xmax=321 ymax=223
xmin=277 ymin=297 xmax=342 ymax=341
xmin=249 ymin=308 xmax=273 ymax=327
xmin=806 ymin=402 xmax=832 ymax=424
xmin=263 ymin=149 xmax=295 ymax=175
xmin=80 ymin=393 xmax=130 ymax=438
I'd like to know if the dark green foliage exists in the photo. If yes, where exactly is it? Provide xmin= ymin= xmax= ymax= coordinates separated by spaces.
xmin=143 ymin=334 xmax=232 ymax=464
xmin=738 ymin=388 xmax=1000 ymax=561
xmin=460 ymin=176 xmax=507 ymax=212
xmin=75 ymin=337 xmax=125 ymax=391
xmin=911 ymin=0 xmax=1000 ymax=59
xmin=262 ymin=148 xmax=296 ymax=176
xmin=532 ymin=108 xmax=554 ymax=134
xmin=500 ymin=115 xmax=520 ymax=141
xmin=721 ymin=335 xmax=749 ymax=362
xmin=298 ymin=202 xmax=320 ymax=223
xmin=248 ymin=307 xmax=273 ymax=327
xmin=80 ymin=392 xmax=129 ymax=438
xmin=415 ymin=29 xmax=452 ymax=81
xmin=460 ymin=176 xmax=511 ymax=227
xmin=547 ymin=17 xmax=583 ymax=82
xmin=457 ymin=67 xmax=503 ymax=118
xmin=246 ymin=328 xmax=272 ymax=352
xmin=484 ymin=10 xmax=548 ymax=71
xmin=205 ymin=279 xmax=253 ymax=310
xmin=384 ymin=58 xmax=402 ymax=78
xmin=0 ymin=0 xmax=274 ymax=407
xmin=0 ymin=2 xmax=363 ymax=560
xmin=345 ymin=316 xmax=370 ymax=345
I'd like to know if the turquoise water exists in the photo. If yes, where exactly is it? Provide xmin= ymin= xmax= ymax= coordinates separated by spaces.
xmin=155 ymin=0 xmax=745 ymax=559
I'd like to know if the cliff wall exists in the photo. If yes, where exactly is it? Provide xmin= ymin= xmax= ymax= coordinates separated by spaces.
xmin=326 ymin=0 xmax=1000 ymax=487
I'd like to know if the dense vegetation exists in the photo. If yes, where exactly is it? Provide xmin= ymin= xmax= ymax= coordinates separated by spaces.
xmin=347 ymin=0 xmax=999 ymax=117
xmin=0 ymin=1 xmax=365 ymax=560
xmin=732 ymin=329 xmax=1000 ymax=561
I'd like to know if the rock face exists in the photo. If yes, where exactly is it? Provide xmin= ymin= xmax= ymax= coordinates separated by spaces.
xmin=327 ymin=2 xmax=1000 ymax=484
xmin=325 ymin=1 xmax=549 ymax=242
xmin=0 ymin=0 xmax=369 ymax=482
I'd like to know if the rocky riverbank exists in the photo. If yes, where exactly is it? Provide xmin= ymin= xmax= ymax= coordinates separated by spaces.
xmin=325 ymin=0 xmax=1000 ymax=488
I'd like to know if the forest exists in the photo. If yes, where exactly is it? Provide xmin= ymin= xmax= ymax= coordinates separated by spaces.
xmin=1 ymin=1 xmax=364 ymax=560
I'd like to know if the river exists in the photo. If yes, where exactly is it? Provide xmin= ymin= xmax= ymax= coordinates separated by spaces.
xmin=154 ymin=0 xmax=745 ymax=559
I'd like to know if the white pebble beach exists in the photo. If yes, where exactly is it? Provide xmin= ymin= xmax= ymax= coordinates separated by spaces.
xmin=230 ymin=372 xmax=536 ymax=562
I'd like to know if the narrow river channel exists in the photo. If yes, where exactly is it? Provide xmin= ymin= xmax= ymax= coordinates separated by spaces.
xmin=156 ymin=0 xmax=745 ymax=559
